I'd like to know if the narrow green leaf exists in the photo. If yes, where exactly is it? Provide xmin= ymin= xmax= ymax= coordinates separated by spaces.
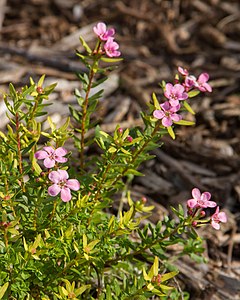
xmin=188 ymin=90 xmax=200 ymax=98
xmin=174 ymin=120 xmax=195 ymax=126
xmin=125 ymin=169 xmax=144 ymax=176
xmin=22 ymin=141 xmax=36 ymax=155
xmin=22 ymin=85 xmax=36 ymax=97
xmin=32 ymin=158 xmax=42 ymax=175
xmin=0 ymin=282 xmax=9 ymax=299
xmin=167 ymin=126 xmax=175 ymax=139
xmin=161 ymin=270 xmax=178 ymax=282
xmin=183 ymin=101 xmax=196 ymax=114
xmin=92 ymin=76 xmax=108 ymax=88
xmin=152 ymin=93 xmax=160 ymax=110
xmin=75 ymin=284 xmax=91 ymax=296
xmin=108 ymin=147 xmax=117 ymax=153
xmin=100 ymin=57 xmax=123 ymax=63
xmin=37 ymin=74 xmax=46 ymax=87
xmin=79 ymin=36 xmax=92 ymax=54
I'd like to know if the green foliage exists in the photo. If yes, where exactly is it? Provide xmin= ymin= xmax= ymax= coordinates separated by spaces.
xmin=0 ymin=29 xmax=216 ymax=300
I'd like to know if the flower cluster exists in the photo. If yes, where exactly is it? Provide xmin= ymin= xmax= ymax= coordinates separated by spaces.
xmin=187 ymin=188 xmax=227 ymax=230
xmin=153 ymin=67 xmax=212 ymax=127
xmin=35 ymin=146 xmax=80 ymax=202
xmin=93 ymin=22 xmax=121 ymax=57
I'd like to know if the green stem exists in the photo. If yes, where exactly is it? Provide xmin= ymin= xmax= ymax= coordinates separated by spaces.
xmin=49 ymin=198 xmax=58 ymax=223
xmin=107 ymin=122 xmax=162 ymax=194
xmin=4 ymin=227 xmax=8 ymax=249
xmin=80 ymin=42 xmax=102 ymax=170
xmin=106 ymin=221 xmax=185 ymax=265
xmin=80 ymin=68 xmax=95 ymax=170
xmin=33 ymin=189 xmax=44 ymax=230
xmin=93 ymin=151 xmax=118 ymax=203
xmin=15 ymin=112 xmax=25 ymax=192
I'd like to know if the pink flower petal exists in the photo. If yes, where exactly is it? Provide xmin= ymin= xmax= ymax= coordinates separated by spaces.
xmin=55 ymin=156 xmax=68 ymax=163
xmin=161 ymin=101 xmax=171 ymax=111
xmin=211 ymin=221 xmax=220 ymax=230
xmin=44 ymin=157 xmax=55 ymax=168
xmin=218 ymin=212 xmax=227 ymax=223
xmin=162 ymin=116 xmax=172 ymax=127
xmin=49 ymin=171 xmax=61 ymax=183
xmin=164 ymin=83 xmax=173 ymax=98
xmin=107 ymin=28 xmax=115 ymax=37
xmin=172 ymin=84 xmax=184 ymax=95
xmin=170 ymin=104 xmax=181 ymax=112
xmin=66 ymin=179 xmax=80 ymax=191
xmin=93 ymin=22 xmax=106 ymax=36
xmin=171 ymin=113 xmax=182 ymax=122
xmin=201 ymin=83 xmax=212 ymax=93
xmin=187 ymin=199 xmax=197 ymax=208
xmin=207 ymin=201 xmax=217 ymax=208
xmin=57 ymin=170 xmax=69 ymax=181
xmin=198 ymin=73 xmax=209 ymax=84
xmin=178 ymin=67 xmax=189 ymax=76
xmin=201 ymin=192 xmax=211 ymax=201
xmin=55 ymin=147 xmax=68 ymax=156
xmin=60 ymin=188 xmax=72 ymax=202
xmin=192 ymin=188 xmax=201 ymax=200
xmin=43 ymin=146 xmax=54 ymax=154
xmin=169 ymin=99 xmax=180 ymax=107
xmin=34 ymin=150 xmax=48 ymax=160
xmin=153 ymin=110 xmax=165 ymax=119
xmin=48 ymin=184 xmax=61 ymax=197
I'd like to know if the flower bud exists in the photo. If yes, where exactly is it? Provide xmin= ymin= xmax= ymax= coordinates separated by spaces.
xmin=200 ymin=210 xmax=206 ymax=217
xmin=118 ymin=128 xmax=123 ymax=134
xmin=192 ymin=221 xmax=198 ymax=227
xmin=141 ymin=197 xmax=147 ymax=204
xmin=127 ymin=135 xmax=133 ymax=142
xmin=36 ymin=86 xmax=44 ymax=94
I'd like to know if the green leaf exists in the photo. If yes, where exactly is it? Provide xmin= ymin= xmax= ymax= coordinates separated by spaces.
xmin=37 ymin=74 xmax=46 ymax=87
xmin=100 ymin=57 xmax=123 ymax=63
xmin=167 ymin=126 xmax=175 ymax=139
xmin=108 ymin=147 xmax=117 ymax=153
xmin=22 ymin=84 xmax=35 ymax=97
xmin=92 ymin=76 xmax=108 ymax=88
xmin=0 ymin=282 xmax=9 ymax=299
xmin=75 ymin=284 xmax=91 ymax=296
xmin=148 ymin=257 xmax=159 ymax=281
xmin=125 ymin=169 xmax=144 ymax=176
xmin=174 ymin=120 xmax=195 ymax=126
xmin=161 ymin=270 xmax=178 ymax=282
xmin=22 ymin=141 xmax=36 ymax=155
xmin=79 ymin=36 xmax=92 ymax=54
xmin=183 ymin=101 xmax=195 ymax=115
xmin=188 ymin=90 xmax=200 ymax=98
xmin=32 ymin=158 xmax=42 ymax=175
xmin=152 ymin=93 xmax=160 ymax=110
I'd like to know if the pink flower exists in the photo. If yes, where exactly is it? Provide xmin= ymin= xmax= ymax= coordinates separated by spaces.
xmin=104 ymin=37 xmax=121 ymax=57
xmin=93 ymin=22 xmax=115 ymax=41
xmin=178 ymin=66 xmax=189 ymax=76
xmin=211 ymin=206 xmax=227 ymax=230
xmin=153 ymin=101 xmax=182 ymax=127
xmin=164 ymin=83 xmax=188 ymax=106
xmin=187 ymin=188 xmax=217 ymax=209
xmin=195 ymin=73 xmax=212 ymax=92
xmin=184 ymin=75 xmax=197 ymax=90
xmin=178 ymin=67 xmax=212 ymax=93
xmin=48 ymin=170 xmax=80 ymax=202
xmin=35 ymin=146 xmax=68 ymax=168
